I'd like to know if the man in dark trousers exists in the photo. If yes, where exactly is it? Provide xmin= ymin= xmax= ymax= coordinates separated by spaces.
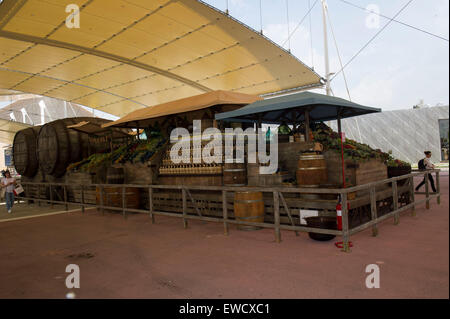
xmin=415 ymin=151 xmax=437 ymax=193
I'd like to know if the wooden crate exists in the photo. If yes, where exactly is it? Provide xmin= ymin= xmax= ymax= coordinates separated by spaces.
xmin=323 ymin=151 xmax=387 ymax=195
xmin=157 ymin=175 xmax=223 ymax=186
xmin=277 ymin=141 xmax=315 ymax=173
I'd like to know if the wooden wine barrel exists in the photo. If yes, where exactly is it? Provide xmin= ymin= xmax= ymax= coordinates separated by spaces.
xmin=234 ymin=191 xmax=265 ymax=230
xmin=37 ymin=117 xmax=109 ymax=177
xmin=296 ymin=153 xmax=327 ymax=186
xmin=12 ymin=126 xmax=41 ymax=177
xmin=223 ymin=162 xmax=246 ymax=186
xmin=106 ymin=167 xmax=124 ymax=184
xmin=96 ymin=187 xmax=140 ymax=212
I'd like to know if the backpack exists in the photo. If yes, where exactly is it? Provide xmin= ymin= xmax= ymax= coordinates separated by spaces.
xmin=418 ymin=158 xmax=426 ymax=170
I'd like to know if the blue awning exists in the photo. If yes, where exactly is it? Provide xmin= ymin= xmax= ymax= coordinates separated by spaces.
xmin=215 ymin=91 xmax=381 ymax=124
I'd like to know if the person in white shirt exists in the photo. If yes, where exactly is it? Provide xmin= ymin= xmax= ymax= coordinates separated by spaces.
xmin=1 ymin=170 xmax=16 ymax=213
xmin=415 ymin=151 xmax=437 ymax=192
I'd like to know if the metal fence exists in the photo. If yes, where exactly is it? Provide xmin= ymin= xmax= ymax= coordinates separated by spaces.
xmin=16 ymin=169 xmax=441 ymax=252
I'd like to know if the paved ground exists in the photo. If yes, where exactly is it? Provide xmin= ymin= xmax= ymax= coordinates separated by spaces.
xmin=0 ymin=175 xmax=448 ymax=299
xmin=0 ymin=201 xmax=81 ymax=222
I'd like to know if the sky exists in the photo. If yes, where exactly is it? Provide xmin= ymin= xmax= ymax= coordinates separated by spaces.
xmin=203 ymin=0 xmax=449 ymax=111
xmin=1 ymin=0 xmax=447 ymax=115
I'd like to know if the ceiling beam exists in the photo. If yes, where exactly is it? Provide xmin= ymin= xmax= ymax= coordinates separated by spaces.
xmin=0 ymin=0 xmax=28 ymax=30
xmin=0 ymin=30 xmax=212 ymax=93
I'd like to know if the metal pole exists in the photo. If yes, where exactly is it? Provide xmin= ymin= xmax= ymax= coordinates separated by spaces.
xmin=321 ymin=0 xmax=331 ymax=96
xmin=338 ymin=115 xmax=346 ymax=188
xmin=305 ymin=110 xmax=311 ymax=142
xmin=341 ymin=192 xmax=350 ymax=252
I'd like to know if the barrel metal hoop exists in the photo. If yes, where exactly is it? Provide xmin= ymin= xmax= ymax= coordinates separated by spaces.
xmin=297 ymin=166 xmax=327 ymax=170
xmin=235 ymin=199 xmax=263 ymax=204
xmin=299 ymin=155 xmax=325 ymax=160
xmin=236 ymin=215 xmax=263 ymax=220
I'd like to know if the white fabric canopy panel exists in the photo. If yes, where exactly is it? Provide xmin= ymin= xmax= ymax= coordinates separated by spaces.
xmin=0 ymin=0 xmax=322 ymax=117
xmin=0 ymin=118 xmax=30 ymax=143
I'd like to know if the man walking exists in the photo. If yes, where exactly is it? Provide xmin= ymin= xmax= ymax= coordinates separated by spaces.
xmin=415 ymin=151 xmax=437 ymax=193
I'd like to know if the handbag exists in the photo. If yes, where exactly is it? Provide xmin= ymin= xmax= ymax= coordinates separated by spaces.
xmin=13 ymin=184 xmax=24 ymax=196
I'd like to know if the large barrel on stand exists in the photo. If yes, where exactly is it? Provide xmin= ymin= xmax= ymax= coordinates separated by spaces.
xmin=296 ymin=153 xmax=327 ymax=186
xmin=234 ymin=191 xmax=264 ymax=230
xmin=37 ymin=117 xmax=109 ymax=177
xmin=13 ymin=126 xmax=41 ymax=177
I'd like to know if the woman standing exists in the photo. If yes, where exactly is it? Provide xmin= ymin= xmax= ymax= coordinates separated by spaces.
xmin=1 ymin=170 xmax=16 ymax=213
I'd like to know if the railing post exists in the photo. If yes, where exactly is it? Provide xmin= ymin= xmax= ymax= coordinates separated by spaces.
xmin=370 ymin=187 xmax=378 ymax=236
xmin=409 ymin=176 xmax=415 ymax=217
xmin=149 ymin=187 xmax=154 ymax=223
xmin=273 ymin=191 xmax=281 ymax=243
xmin=425 ymin=172 xmax=430 ymax=209
xmin=99 ymin=185 xmax=104 ymax=215
xmin=436 ymin=170 xmax=440 ymax=205
xmin=49 ymin=184 xmax=53 ymax=208
xmin=81 ymin=185 xmax=85 ymax=213
xmin=182 ymin=188 xmax=188 ymax=229
xmin=341 ymin=193 xmax=350 ymax=252
xmin=64 ymin=184 xmax=68 ymax=211
xmin=393 ymin=180 xmax=399 ymax=225
xmin=38 ymin=184 xmax=41 ymax=207
xmin=222 ymin=190 xmax=228 ymax=235
xmin=122 ymin=185 xmax=126 ymax=218
xmin=26 ymin=184 xmax=30 ymax=206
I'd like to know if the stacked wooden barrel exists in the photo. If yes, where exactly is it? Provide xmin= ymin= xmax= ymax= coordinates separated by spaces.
xmin=36 ymin=117 xmax=109 ymax=177
xmin=234 ymin=191 xmax=265 ymax=230
xmin=296 ymin=153 xmax=328 ymax=186
xmin=296 ymin=153 xmax=328 ymax=199
xmin=223 ymin=161 xmax=247 ymax=186
xmin=12 ymin=126 xmax=41 ymax=177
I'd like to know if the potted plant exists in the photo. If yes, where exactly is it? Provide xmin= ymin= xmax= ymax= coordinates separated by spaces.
xmin=386 ymin=155 xmax=411 ymax=186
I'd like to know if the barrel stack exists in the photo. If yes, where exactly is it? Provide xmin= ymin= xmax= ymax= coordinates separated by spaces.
xmin=12 ymin=126 xmax=41 ymax=178
xmin=36 ymin=117 xmax=109 ymax=177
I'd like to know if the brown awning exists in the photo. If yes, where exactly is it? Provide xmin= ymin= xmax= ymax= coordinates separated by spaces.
xmin=102 ymin=90 xmax=261 ymax=128
xmin=67 ymin=120 xmax=131 ymax=137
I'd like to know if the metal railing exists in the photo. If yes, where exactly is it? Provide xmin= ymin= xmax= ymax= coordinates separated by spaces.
xmin=15 ymin=169 xmax=441 ymax=252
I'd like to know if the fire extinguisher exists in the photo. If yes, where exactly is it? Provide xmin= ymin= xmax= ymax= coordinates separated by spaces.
xmin=336 ymin=196 xmax=350 ymax=231
xmin=335 ymin=196 xmax=353 ymax=249
xmin=336 ymin=202 xmax=343 ymax=231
